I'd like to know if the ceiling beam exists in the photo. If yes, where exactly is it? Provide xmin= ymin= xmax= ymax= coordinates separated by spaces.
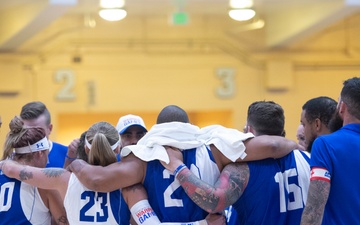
xmin=0 ymin=0 xmax=77 ymax=52
xmin=266 ymin=0 xmax=360 ymax=49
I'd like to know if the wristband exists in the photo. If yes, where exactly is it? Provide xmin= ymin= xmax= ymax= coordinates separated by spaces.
xmin=173 ymin=164 xmax=187 ymax=177
xmin=130 ymin=200 xmax=160 ymax=225
xmin=65 ymin=155 xmax=77 ymax=160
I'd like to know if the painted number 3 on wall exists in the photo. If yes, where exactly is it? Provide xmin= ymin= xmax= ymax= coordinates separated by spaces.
xmin=216 ymin=68 xmax=235 ymax=98
xmin=54 ymin=70 xmax=76 ymax=101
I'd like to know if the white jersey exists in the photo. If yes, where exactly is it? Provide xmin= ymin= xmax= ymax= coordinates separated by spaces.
xmin=0 ymin=173 xmax=51 ymax=225
xmin=64 ymin=174 xmax=121 ymax=225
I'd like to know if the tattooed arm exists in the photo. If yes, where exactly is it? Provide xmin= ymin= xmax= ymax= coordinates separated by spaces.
xmin=176 ymin=163 xmax=249 ymax=213
xmin=161 ymin=146 xmax=248 ymax=213
xmin=1 ymin=160 xmax=70 ymax=198
xmin=300 ymin=180 xmax=330 ymax=225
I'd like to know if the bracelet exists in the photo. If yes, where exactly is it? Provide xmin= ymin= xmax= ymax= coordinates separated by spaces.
xmin=173 ymin=164 xmax=187 ymax=177
xmin=65 ymin=155 xmax=77 ymax=160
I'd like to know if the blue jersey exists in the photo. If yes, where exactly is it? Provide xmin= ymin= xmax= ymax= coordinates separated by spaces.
xmin=46 ymin=141 xmax=68 ymax=168
xmin=225 ymin=206 xmax=239 ymax=225
xmin=64 ymin=174 xmax=121 ymax=224
xmin=0 ymin=171 xmax=51 ymax=225
xmin=117 ymin=154 xmax=131 ymax=225
xmin=311 ymin=124 xmax=360 ymax=225
xmin=233 ymin=150 xmax=310 ymax=225
xmin=143 ymin=145 xmax=219 ymax=223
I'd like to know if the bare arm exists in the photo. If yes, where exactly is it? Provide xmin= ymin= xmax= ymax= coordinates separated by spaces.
xmin=40 ymin=189 xmax=69 ymax=225
xmin=67 ymin=154 xmax=146 ymax=192
xmin=208 ymin=136 xmax=297 ymax=171
xmin=1 ymin=160 xmax=70 ymax=198
xmin=301 ymin=180 xmax=330 ymax=225
xmin=242 ymin=135 xmax=297 ymax=161
xmin=122 ymin=183 xmax=148 ymax=209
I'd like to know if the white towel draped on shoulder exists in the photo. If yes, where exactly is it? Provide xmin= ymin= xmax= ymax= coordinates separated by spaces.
xmin=121 ymin=122 xmax=254 ymax=163
xmin=121 ymin=122 xmax=203 ymax=163
xmin=198 ymin=125 xmax=254 ymax=162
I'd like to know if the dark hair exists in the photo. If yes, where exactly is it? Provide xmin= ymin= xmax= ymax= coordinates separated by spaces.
xmin=156 ymin=105 xmax=190 ymax=124
xmin=302 ymin=96 xmax=337 ymax=128
xmin=341 ymin=77 xmax=360 ymax=120
xmin=2 ymin=116 xmax=46 ymax=160
xmin=20 ymin=101 xmax=51 ymax=125
xmin=247 ymin=101 xmax=285 ymax=136
xmin=77 ymin=131 xmax=88 ymax=161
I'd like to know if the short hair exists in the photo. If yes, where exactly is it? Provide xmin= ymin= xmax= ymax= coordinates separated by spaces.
xmin=302 ymin=96 xmax=337 ymax=128
xmin=247 ymin=101 xmax=285 ymax=136
xmin=2 ymin=116 xmax=46 ymax=160
xmin=86 ymin=122 xmax=119 ymax=166
xmin=20 ymin=101 xmax=51 ymax=125
xmin=156 ymin=105 xmax=190 ymax=124
xmin=341 ymin=77 xmax=360 ymax=120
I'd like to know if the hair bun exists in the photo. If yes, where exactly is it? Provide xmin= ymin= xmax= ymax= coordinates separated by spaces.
xmin=9 ymin=116 xmax=24 ymax=134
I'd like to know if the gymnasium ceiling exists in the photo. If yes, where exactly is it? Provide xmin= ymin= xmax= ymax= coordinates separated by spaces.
xmin=0 ymin=0 xmax=360 ymax=60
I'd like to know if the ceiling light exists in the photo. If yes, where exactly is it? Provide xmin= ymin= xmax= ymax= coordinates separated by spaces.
xmin=100 ymin=0 xmax=125 ymax=8
xmin=99 ymin=8 xmax=127 ymax=21
xmin=228 ymin=8 xmax=256 ymax=21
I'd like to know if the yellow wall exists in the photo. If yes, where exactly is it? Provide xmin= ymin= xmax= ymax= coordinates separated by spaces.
xmin=1 ymin=4 xmax=359 ymax=158
xmin=1 ymin=48 xmax=355 ymax=157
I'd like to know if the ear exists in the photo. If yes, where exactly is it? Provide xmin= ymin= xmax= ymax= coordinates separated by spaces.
xmin=247 ymin=125 xmax=256 ymax=135
xmin=85 ymin=144 xmax=90 ymax=155
xmin=314 ymin=118 xmax=322 ymax=131
xmin=48 ymin=124 xmax=53 ymax=132
xmin=339 ymin=101 xmax=346 ymax=115
xmin=114 ymin=145 xmax=121 ymax=154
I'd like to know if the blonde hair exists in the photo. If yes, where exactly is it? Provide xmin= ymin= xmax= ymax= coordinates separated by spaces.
xmin=86 ymin=122 xmax=118 ymax=166
xmin=2 ymin=116 xmax=46 ymax=160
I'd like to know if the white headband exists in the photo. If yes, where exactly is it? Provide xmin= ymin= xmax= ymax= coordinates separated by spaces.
xmin=14 ymin=137 xmax=50 ymax=154
xmin=85 ymin=136 xmax=120 ymax=151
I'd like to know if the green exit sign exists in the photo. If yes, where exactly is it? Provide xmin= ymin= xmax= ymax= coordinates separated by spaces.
xmin=172 ymin=12 xmax=189 ymax=25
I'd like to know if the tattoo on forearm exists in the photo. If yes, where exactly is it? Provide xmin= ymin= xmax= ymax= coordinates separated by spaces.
xmin=179 ymin=170 xmax=220 ymax=212
xmin=301 ymin=180 xmax=330 ymax=225
xmin=19 ymin=168 xmax=33 ymax=181
xmin=177 ymin=163 xmax=249 ymax=213
xmin=41 ymin=168 xmax=66 ymax=178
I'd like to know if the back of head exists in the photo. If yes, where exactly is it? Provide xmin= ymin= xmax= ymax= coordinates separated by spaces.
xmin=2 ymin=116 xmax=46 ymax=160
xmin=302 ymin=96 xmax=337 ymax=128
xmin=156 ymin=105 xmax=190 ymax=124
xmin=86 ymin=122 xmax=119 ymax=166
xmin=20 ymin=101 xmax=51 ymax=125
xmin=341 ymin=77 xmax=360 ymax=120
xmin=247 ymin=101 xmax=285 ymax=136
